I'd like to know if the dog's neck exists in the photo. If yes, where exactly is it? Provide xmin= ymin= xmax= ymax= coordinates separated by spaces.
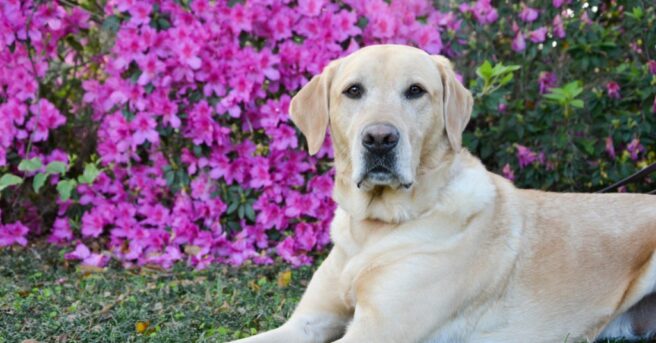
xmin=332 ymin=150 xmax=497 ymax=224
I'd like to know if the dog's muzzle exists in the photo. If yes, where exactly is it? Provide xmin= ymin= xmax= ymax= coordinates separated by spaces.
xmin=356 ymin=123 xmax=412 ymax=189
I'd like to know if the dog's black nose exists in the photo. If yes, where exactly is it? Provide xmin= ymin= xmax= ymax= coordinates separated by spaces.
xmin=362 ymin=123 xmax=399 ymax=154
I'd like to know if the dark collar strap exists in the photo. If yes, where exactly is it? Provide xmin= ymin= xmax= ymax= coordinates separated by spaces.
xmin=597 ymin=162 xmax=656 ymax=193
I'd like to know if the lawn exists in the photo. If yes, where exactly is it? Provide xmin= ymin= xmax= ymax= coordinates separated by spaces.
xmin=0 ymin=243 xmax=316 ymax=342
xmin=0 ymin=244 xmax=645 ymax=343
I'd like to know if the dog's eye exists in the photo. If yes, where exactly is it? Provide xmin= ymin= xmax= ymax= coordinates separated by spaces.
xmin=405 ymin=84 xmax=426 ymax=99
xmin=344 ymin=84 xmax=364 ymax=99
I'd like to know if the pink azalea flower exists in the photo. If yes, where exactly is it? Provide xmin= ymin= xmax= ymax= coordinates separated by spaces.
xmin=295 ymin=222 xmax=317 ymax=251
xmin=538 ymin=72 xmax=557 ymax=94
xmin=65 ymin=243 xmax=91 ymax=260
xmin=131 ymin=112 xmax=160 ymax=146
xmin=269 ymin=8 xmax=294 ymax=40
xmin=276 ymin=236 xmax=303 ymax=266
xmin=606 ymin=81 xmax=621 ymax=99
xmin=502 ymin=163 xmax=515 ymax=181
xmin=249 ymin=157 xmax=272 ymax=189
xmin=0 ymin=222 xmax=29 ymax=247
xmin=460 ymin=0 xmax=498 ymax=25
xmin=512 ymin=31 xmax=526 ymax=52
xmin=516 ymin=144 xmax=537 ymax=168
xmin=0 ymin=99 xmax=27 ymax=125
xmin=48 ymin=218 xmax=73 ymax=245
xmin=414 ymin=25 xmax=443 ymax=54
xmin=254 ymin=199 xmax=287 ymax=230
xmin=370 ymin=13 xmax=396 ymax=38
xmin=284 ymin=191 xmax=318 ymax=218
xmin=190 ymin=174 xmax=212 ymax=201
xmin=136 ymin=53 xmax=164 ymax=85
xmin=81 ymin=205 xmax=114 ymax=238
xmin=267 ymin=125 xmax=298 ymax=151
xmin=626 ymin=138 xmax=644 ymax=161
xmin=186 ymin=101 xmax=216 ymax=146
xmin=552 ymin=0 xmax=571 ymax=8
xmin=298 ymin=0 xmax=326 ymax=17
xmin=581 ymin=11 xmax=592 ymax=25
xmin=128 ymin=2 xmax=152 ymax=26
xmin=65 ymin=7 xmax=91 ymax=29
xmin=228 ymin=4 xmax=253 ymax=33
xmin=605 ymin=136 xmax=616 ymax=159
xmin=647 ymin=60 xmax=656 ymax=75
xmin=65 ymin=243 xmax=108 ymax=267
xmin=308 ymin=174 xmax=334 ymax=198
xmin=519 ymin=6 xmax=539 ymax=23
xmin=175 ymin=40 xmax=201 ymax=70
xmin=27 ymin=99 xmax=66 ymax=142
xmin=553 ymin=15 xmax=566 ymax=39
xmin=528 ymin=27 xmax=547 ymax=43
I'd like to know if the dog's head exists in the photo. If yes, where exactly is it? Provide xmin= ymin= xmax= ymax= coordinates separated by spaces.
xmin=290 ymin=45 xmax=473 ymax=211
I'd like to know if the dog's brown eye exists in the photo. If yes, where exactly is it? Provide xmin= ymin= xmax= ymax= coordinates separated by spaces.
xmin=344 ymin=84 xmax=364 ymax=99
xmin=405 ymin=84 xmax=426 ymax=99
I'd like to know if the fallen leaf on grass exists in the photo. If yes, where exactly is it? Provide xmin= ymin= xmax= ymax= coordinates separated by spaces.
xmin=135 ymin=320 xmax=150 ymax=334
xmin=219 ymin=301 xmax=230 ymax=312
xmin=277 ymin=270 xmax=292 ymax=288
xmin=248 ymin=280 xmax=260 ymax=292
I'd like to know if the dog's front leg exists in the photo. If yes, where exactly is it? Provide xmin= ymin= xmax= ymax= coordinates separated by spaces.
xmin=229 ymin=247 xmax=352 ymax=343
xmin=333 ymin=257 xmax=470 ymax=343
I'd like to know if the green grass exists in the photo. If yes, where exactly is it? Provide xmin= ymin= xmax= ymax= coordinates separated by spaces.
xmin=0 ymin=244 xmax=645 ymax=343
xmin=0 ymin=243 xmax=316 ymax=342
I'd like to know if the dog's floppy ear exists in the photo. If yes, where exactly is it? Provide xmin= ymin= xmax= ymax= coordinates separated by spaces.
xmin=289 ymin=61 xmax=340 ymax=155
xmin=432 ymin=55 xmax=473 ymax=152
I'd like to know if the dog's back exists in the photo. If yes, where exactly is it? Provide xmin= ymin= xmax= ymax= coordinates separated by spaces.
xmin=475 ymin=186 xmax=656 ymax=342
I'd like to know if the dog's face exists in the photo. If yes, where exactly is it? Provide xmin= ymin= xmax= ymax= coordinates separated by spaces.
xmin=290 ymin=45 xmax=472 ymax=193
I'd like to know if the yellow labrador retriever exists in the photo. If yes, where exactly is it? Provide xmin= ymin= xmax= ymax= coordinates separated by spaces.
xmin=230 ymin=45 xmax=656 ymax=343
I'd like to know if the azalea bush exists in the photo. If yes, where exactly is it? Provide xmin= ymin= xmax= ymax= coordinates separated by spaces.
xmin=0 ymin=0 xmax=654 ymax=269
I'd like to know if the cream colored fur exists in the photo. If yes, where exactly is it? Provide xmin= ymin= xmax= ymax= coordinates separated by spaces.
xmin=229 ymin=45 xmax=656 ymax=343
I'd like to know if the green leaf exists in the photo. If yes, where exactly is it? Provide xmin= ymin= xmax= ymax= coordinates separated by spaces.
xmin=629 ymin=7 xmax=643 ymax=20
xmin=563 ymin=81 xmax=583 ymax=97
xmin=577 ymin=138 xmax=596 ymax=155
xmin=45 ymin=161 xmax=67 ymax=175
xmin=102 ymin=15 xmax=121 ymax=33
xmin=0 ymin=173 xmax=23 ymax=192
xmin=157 ymin=18 xmax=171 ymax=30
xmin=499 ymin=73 xmax=514 ymax=86
xmin=476 ymin=60 xmax=493 ymax=81
xmin=245 ymin=204 xmax=255 ymax=221
xmin=78 ymin=163 xmax=100 ymax=184
xmin=18 ymin=158 xmax=43 ymax=172
xmin=227 ymin=201 xmax=239 ymax=215
xmin=238 ymin=204 xmax=245 ymax=219
xmin=570 ymin=99 xmax=584 ymax=108
xmin=356 ymin=16 xmax=369 ymax=29
xmin=33 ymin=173 xmax=48 ymax=193
xmin=544 ymin=93 xmax=565 ymax=102
xmin=65 ymin=35 xmax=84 ymax=52
xmin=549 ymin=88 xmax=567 ymax=96
xmin=165 ymin=170 xmax=175 ymax=187
xmin=56 ymin=180 xmax=77 ymax=201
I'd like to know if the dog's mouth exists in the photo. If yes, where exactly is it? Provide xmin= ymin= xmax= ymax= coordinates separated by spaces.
xmin=356 ymin=164 xmax=413 ymax=190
